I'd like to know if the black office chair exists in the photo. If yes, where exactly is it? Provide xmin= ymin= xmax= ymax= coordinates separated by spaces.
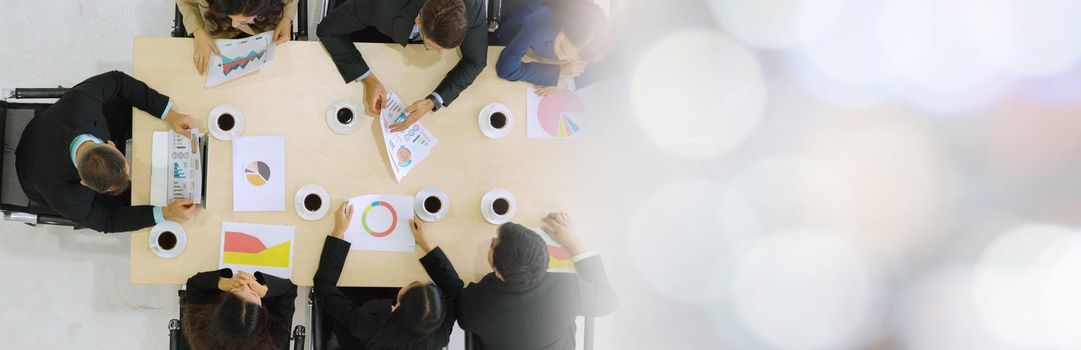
xmin=462 ymin=316 xmax=596 ymax=350
xmin=307 ymin=288 xmax=455 ymax=350
xmin=0 ymin=88 xmax=82 ymax=228
xmin=171 ymin=0 xmax=310 ymax=40
xmin=168 ymin=289 xmax=308 ymax=350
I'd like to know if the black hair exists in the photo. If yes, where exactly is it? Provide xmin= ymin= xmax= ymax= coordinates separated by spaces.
xmin=545 ymin=0 xmax=608 ymax=59
xmin=420 ymin=0 xmax=469 ymax=48
xmin=182 ymin=292 xmax=277 ymax=350
xmin=368 ymin=283 xmax=446 ymax=350
xmin=204 ymin=0 xmax=286 ymax=36
xmin=493 ymin=223 xmax=549 ymax=290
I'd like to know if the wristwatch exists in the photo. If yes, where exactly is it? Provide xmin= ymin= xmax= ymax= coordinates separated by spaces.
xmin=426 ymin=94 xmax=442 ymax=112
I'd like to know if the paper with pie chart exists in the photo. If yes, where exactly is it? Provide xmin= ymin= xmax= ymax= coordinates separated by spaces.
xmin=379 ymin=91 xmax=438 ymax=183
xmin=232 ymin=136 xmax=286 ymax=212
xmin=531 ymin=226 xmax=576 ymax=273
xmin=527 ymin=88 xmax=586 ymax=139
xmin=219 ymin=222 xmax=295 ymax=278
xmin=343 ymin=194 xmax=416 ymax=252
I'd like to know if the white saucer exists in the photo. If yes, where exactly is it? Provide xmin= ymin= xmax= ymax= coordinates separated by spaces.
xmin=149 ymin=220 xmax=187 ymax=259
xmin=208 ymin=104 xmax=244 ymax=141
xmin=295 ymin=184 xmax=330 ymax=221
xmin=415 ymin=187 xmax=449 ymax=222
xmin=480 ymin=189 xmax=517 ymax=224
xmin=326 ymin=99 xmax=363 ymax=135
xmin=478 ymin=103 xmax=513 ymax=139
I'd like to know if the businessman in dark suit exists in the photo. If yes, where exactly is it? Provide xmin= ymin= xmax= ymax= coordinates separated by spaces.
xmin=458 ymin=213 xmax=618 ymax=350
xmin=15 ymin=71 xmax=199 ymax=233
xmin=317 ymin=0 xmax=487 ymax=132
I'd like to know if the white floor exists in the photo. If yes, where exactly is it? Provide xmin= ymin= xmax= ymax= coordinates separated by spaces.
xmin=0 ymin=1 xmax=468 ymax=348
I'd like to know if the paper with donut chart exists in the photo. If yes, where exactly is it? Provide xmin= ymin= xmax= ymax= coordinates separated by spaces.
xmin=531 ymin=227 xmax=577 ymax=273
xmin=342 ymin=194 xmax=416 ymax=252
xmin=232 ymin=136 xmax=286 ymax=212
xmin=219 ymin=222 xmax=295 ymax=278
xmin=206 ymin=31 xmax=277 ymax=87
xmin=379 ymin=91 xmax=438 ymax=182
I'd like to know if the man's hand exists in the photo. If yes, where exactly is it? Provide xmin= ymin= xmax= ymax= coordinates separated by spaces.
xmin=541 ymin=212 xmax=583 ymax=255
xmin=164 ymin=199 xmax=198 ymax=222
xmin=390 ymin=98 xmax=434 ymax=133
xmin=192 ymin=28 xmax=220 ymax=76
xmin=361 ymin=74 xmax=387 ymax=115
xmin=273 ymin=18 xmax=292 ymax=44
xmin=410 ymin=219 xmax=434 ymax=253
xmin=332 ymin=201 xmax=354 ymax=239
xmin=165 ymin=108 xmax=195 ymax=138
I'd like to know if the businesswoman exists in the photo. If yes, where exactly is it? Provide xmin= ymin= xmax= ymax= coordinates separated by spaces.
xmin=176 ymin=0 xmax=298 ymax=75
xmin=181 ymin=268 xmax=298 ymax=350
xmin=495 ymin=0 xmax=609 ymax=95
xmin=314 ymin=202 xmax=463 ymax=349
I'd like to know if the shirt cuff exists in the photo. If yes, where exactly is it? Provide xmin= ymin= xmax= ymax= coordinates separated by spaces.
xmin=572 ymin=251 xmax=599 ymax=263
xmin=354 ymin=70 xmax=372 ymax=82
xmin=160 ymin=100 xmax=173 ymax=120
xmin=153 ymin=206 xmax=165 ymax=224
xmin=429 ymin=92 xmax=445 ymax=107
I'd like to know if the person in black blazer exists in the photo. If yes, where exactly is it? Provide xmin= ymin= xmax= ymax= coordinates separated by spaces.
xmin=15 ymin=71 xmax=199 ymax=233
xmin=181 ymin=269 xmax=298 ymax=350
xmin=314 ymin=202 xmax=463 ymax=349
xmin=458 ymin=213 xmax=618 ymax=350
xmin=317 ymin=0 xmax=487 ymax=132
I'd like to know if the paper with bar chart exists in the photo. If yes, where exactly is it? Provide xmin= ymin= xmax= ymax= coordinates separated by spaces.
xmin=206 ymin=31 xmax=277 ymax=87
xmin=343 ymin=194 xmax=416 ymax=252
xmin=527 ymin=88 xmax=586 ymax=139
xmin=531 ymin=226 xmax=576 ymax=273
xmin=219 ymin=222 xmax=295 ymax=278
xmin=150 ymin=129 xmax=208 ymax=208
xmin=233 ymin=136 xmax=286 ymax=212
xmin=379 ymin=91 xmax=438 ymax=182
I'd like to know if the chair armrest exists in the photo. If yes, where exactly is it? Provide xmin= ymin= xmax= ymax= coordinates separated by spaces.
xmin=292 ymin=325 xmax=307 ymax=350
xmin=584 ymin=316 xmax=595 ymax=350
xmin=169 ymin=319 xmax=182 ymax=350
xmin=295 ymin=0 xmax=309 ymax=40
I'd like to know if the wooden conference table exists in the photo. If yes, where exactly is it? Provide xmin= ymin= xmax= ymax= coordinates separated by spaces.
xmin=129 ymin=37 xmax=602 ymax=286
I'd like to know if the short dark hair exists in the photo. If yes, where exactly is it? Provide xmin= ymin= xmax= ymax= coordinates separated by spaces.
xmin=419 ymin=0 xmax=468 ymax=48
xmin=493 ymin=223 xmax=549 ymax=289
xmin=368 ymin=283 xmax=445 ymax=349
xmin=77 ymin=144 xmax=129 ymax=194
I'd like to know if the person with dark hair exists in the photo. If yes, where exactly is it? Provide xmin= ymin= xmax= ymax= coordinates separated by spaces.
xmin=317 ymin=0 xmax=488 ymax=132
xmin=495 ymin=0 xmax=609 ymax=96
xmin=313 ymin=202 xmax=463 ymax=349
xmin=15 ymin=71 xmax=199 ymax=233
xmin=182 ymin=269 xmax=298 ymax=350
xmin=177 ymin=0 xmax=298 ymax=75
xmin=459 ymin=213 xmax=618 ymax=350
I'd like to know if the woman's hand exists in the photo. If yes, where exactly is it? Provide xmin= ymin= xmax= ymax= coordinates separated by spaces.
xmin=217 ymin=276 xmax=245 ymax=291
xmin=559 ymin=62 xmax=586 ymax=80
xmin=273 ymin=18 xmax=292 ymax=44
xmin=534 ymin=85 xmax=559 ymax=96
xmin=410 ymin=219 xmax=434 ymax=253
xmin=192 ymin=28 xmax=220 ymax=76
xmin=247 ymin=277 xmax=268 ymax=298
xmin=332 ymin=201 xmax=354 ymax=239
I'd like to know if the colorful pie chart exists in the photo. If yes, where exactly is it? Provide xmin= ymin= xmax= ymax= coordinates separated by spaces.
xmin=245 ymin=161 xmax=271 ymax=186
xmin=537 ymin=90 xmax=585 ymax=138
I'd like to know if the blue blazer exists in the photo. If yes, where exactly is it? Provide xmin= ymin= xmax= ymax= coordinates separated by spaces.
xmin=495 ymin=1 xmax=563 ymax=86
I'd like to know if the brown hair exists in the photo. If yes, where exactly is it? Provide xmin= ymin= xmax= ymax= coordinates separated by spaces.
xmin=76 ymin=144 xmax=129 ymax=194
xmin=419 ymin=0 xmax=468 ymax=48
xmin=203 ymin=0 xmax=285 ymax=36
xmin=182 ymin=293 xmax=284 ymax=350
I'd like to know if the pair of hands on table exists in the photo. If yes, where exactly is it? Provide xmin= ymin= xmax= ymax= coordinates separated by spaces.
xmin=191 ymin=19 xmax=292 ymax=75
xmin=360 ymin=74 xmax=436 ymax=133
xmin=330 ymin=202 xmax=435 ymax=253
xmin=535 ymin=62 xmax=587 ymax=96
xmin=217 ymin=270 xmax=268 ymax=297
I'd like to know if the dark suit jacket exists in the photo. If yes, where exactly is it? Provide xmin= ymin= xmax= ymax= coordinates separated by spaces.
xmin=458 ymin=256 xmax=618 ymax=350
xmin=313 ymin=236 xmax=463 ymax=349
xmin=15 ymin=71 xmax=170 ymax=233
xmin=316 ymin=0 xmax=488 ymax=107
xmin=184 ymin=269 xmax=299 ymax=350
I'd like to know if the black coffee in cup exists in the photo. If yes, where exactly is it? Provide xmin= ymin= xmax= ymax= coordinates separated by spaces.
xmin=304 ymin=193 xmax=322 ymax=212
xmin=336 ymin=108 xmax=354 ymax=124
xmin=158 ymin=231 xmax=177 ymax=250
xmin=492 ymin=198 xmax=510 ymax=216
xmin=218 ymin=113 xmax=235 ymax=131
xmin=490 ymin=112 xmax=507 ymax=129
xmin=424 ymin=196 xmax=442 ymax=214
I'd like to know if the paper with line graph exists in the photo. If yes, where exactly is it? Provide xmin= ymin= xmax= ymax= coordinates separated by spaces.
xmin=219 ymin=222 xmax=295 ymax=278
xmin=206 ymin=31 xmax=277 ymax=87
xmin=379 ymin=91 xmax=438 ymax=182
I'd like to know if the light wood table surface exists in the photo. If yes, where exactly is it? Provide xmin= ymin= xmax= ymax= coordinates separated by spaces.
xmin=129 ymin=37 xmax=605 ymax=286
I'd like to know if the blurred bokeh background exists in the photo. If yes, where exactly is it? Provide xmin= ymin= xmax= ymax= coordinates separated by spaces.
xmin=583 ymin=0 xmax=1081 ymax=349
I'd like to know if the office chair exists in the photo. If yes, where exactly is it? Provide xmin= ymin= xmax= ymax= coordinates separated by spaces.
xmin=461 ymin=316 xmax=596 ymax=350
xmin=307 ymin=288 xmax=455 ymax=350
xmin=0 ymin=88 xmax=82 ymax=228
xmin=168 ymin=288 xmax=308 ymax=350
xmin=171 ymin=0 xmax=309 ymax=40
